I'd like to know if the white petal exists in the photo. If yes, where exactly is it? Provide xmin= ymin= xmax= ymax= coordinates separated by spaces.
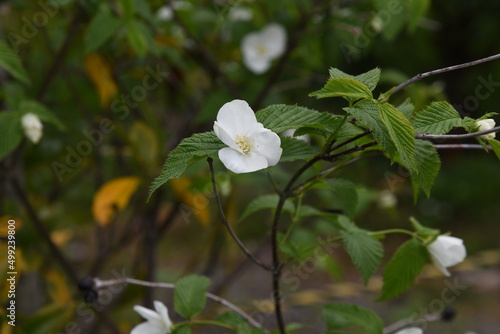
xmin=133 ymin=305 xmax=162 ymax=324
xmin=21 ymin=113 xmax=43 ymax=144
xmin=251 ymin=128 xmax=283 ymax=166
xmin=427 ymin=236 xmax=466 ymax=276
xmin=131 ymin=322 xmax=168 ymax=334
xmin=153 ymin=301 xmax=172 ymax=330
xmin=241 ymin=31 xmax=273 ymax=74
xmin=214 ymin=123 xmax=241 ymax=152
xmin=215 ymin=100 xmax=259 ymax=137
xmin=243 ymin=55 xmax=271 ymax=74
xmin=218 ymin=147 xmax=268 ymax=173
xmin=394 ymin=327 xmax=423 ymax=334
xmin=260 ymin=24 xmax=287 ymax=59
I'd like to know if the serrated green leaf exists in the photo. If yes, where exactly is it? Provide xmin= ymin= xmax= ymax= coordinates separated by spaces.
xmin=377 ymin=102 xmax=416 ymax=172
xmin=346 ymin=100 xmax=396 ymax=158
xmin=20 ymin=100 xmax=65 ymax=130
xmin=149 ymin=132 xmax=225 ymax=197
xmin=397 ymin=98 xmax=415 ymax=121
xmin=280 ymin=136 xmax=316 ymax=162
xmin=0 ymin=41 xmax=30 ymax=84
xmin=489 ymin=139 xmax=500 ymax=160
xmin=379 ymin=238 xmax=428 ymax=301
xmin=341 ymin=230 xmax=383 ymax=285
xmin=413 ymin=101 xmax=463 ymax=134
xmin=85 ymin=11 xmax=122 ymax=53
xmin=240 ymin=194 xmax=295 ymax=221
xmin=411 ymin=140 xmax=440 ymax=199
xmin=309 ymin=78 xmax=373 ymax=100
xmin=256 ymin=104 xmax=339 ymax=133
xmin=216 ymin=312 xmax=249 ymax=333
xmin=172 ymin=324 xmax=191 ymax=334
xmin=324 ymin=179 xmax=358 ymax=218
xmin=322 ymin=303 xmax=384 ymax=334
xmin=328 ymin=68 xmax=381 ymax=91
xmin=174 ymin=275 xmax=210 ymax=319
xmin=0 ymin=112 xmax=23 ymax=160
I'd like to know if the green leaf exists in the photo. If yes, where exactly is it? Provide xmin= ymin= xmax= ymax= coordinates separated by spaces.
xmin=0 ymin=40 xmax=30 ymax=84
xmin=240 ymin=194 xmax=295 ymax=221
xmin=324 ymin=179 xmax=358 ymax=218
xmin=377 ymin=102 xmax=416 ymax=172
xmin=172 ymin=324 xmax=191 ymax=334
xmin=341 ymin=230 xmax=383 ymax=285
xmin=407 ymin=0 xmax=430 ymax=31
xmin=322 ymin=303 xmax=384 ymax=334
xmin=126 ymin=20 xmax=149 ymax=56
xmin=345 ymin=100 xmax=396 ymax=158
xmin=379 ymin=238 xmax=429 ymax=301
xmin=411 ymin=140 xmax=440 ymax=199
xmin=328 ymin=67 xmax=381 ymax=91
xmin=310 ymin=78 xmax=373 ymax=100
xmin=85 ymin=11 xmax=122 ymax=53
xmin=413 ymin=102 xmax=463 ymax=134
xmin=174 ymin=275 xmax=210 ymax=319
xmin=119 ymin=0 xmax=135 ymax=20
xmin=19 ymin=100 xmax=65 ymax=130
xmin=489 ymin=139 xmax=500 ymax=160
xmin=256 ymin=104 xmax=339 ymax=134
xmin=0 ymin=112 xmax=23 ymax=160
xmin=149 ymin=132 xmax=225 ymax=197
xmin=397 ymin=98 xmax=415 ymax=121
xmin=280 ymin=136 xmax=317 ymax=162
xmin=216 ymin=312 xmax=249 ymax=333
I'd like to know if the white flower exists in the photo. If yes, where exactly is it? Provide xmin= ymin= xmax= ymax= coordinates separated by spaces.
xmin=21 ymin=113 xmax=43 ymax=144
xmin=476 ymin=118 xmax=496 ymax=140
xmin=377 ymin=190 xmax=397 ymax=209
xmin=156 ymin=1 xmax=191 ymax=21
xmin=427 ymin=236 xmax=466 ymax=276
xmin=394 ymin=327 xmax=423 ymax=334
xmin=281 ymin=129 xmax=310 ymax=143
xmin=229 ymin=7 xmax=253 ymax=21
xmin=131 ymin=300 xmax=172 ymax=334
xmin=241 ymin=23 xmax=287 ymax=74
xmin=213 ymin=100 xmax=282 ymax=174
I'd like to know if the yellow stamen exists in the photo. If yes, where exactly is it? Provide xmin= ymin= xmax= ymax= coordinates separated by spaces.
xmin=235 ymin=136 xmax=252 ymax=154
xmin=257 ymin=44 xmax=267 ymax=55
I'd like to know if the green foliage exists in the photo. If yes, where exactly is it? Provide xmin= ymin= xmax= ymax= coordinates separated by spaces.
xmin=0 ymin=40 xmax=30 ymax=84
xmin=174 ymin=275 xmax=211 ymax=319
xmin=413 ymin=101 xmax=463 ymax=134
xmin=489 ymin=139 xmax=500 ymax=160
xmin=411 ymin=140 xmax=441 ymax=199
xmin=329 ymin=67 xmax=381 ymax=91
xmin=240 ymin=194 xmax=295 ymax=221
xmin=19 ymin=100 xmax=65 ymax=130
xmin=341 ymin=229 xmax=383 ymax=285
xmin=280 ymin=136 xmax=317 ymax=162
xmin=309 ymin=78 xmax=373 ymax=101
xmin=0 ymin=112 xmax=22 ymax=160
xmin=324 ymin=179 xmax=358 ymax=218
xmin=172 ymin=324 xmax=191 ymax=334
xmin=322 ymin=303 xmax=384 ymax=334
xmin=379 ymin=238 xmax=429 ymax=301
xmin=85 ymin=10 xmax=123 ymax=53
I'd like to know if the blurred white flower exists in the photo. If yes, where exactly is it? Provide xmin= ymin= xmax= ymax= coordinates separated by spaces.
xmin=229 ymin=7 xmax=253 ymax=21
xmin=156 ymin=1 xmax=191 ymax=21
xmin=214 ymin=99 xmax=282 ymax=173
xmin=241 ymin=23 xmax=287 ymax=74
xmin=377 ymin=189 xmax=397 ymax=209
xmin=394 ymin=327 xmax=423 ymax=334
xmin=131 ymin=300 xmax=172 ymax=334
xmin=427 ymin=236 xmax=466 ymax=276
xmin=476 ymin=118 xmax=496 ymax=140
xmin=281 ymin=129 xmax=310 ymax=143
xmin=21 ymin=113 xmax=43 ymax=144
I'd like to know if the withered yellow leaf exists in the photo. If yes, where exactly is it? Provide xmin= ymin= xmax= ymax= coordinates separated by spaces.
xmin=171 ymin=177 xmax=210 ymax=227
xmin=0 ymin=216 xmax=22 ymax=237
xmin=84 ymin=53 xmax=118 ymax=107
xmin=92 ymin=176 xmax=141 ymax=226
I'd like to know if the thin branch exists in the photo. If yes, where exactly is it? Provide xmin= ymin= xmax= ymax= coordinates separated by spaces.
xmin=327 ymin=131 xmax=370 ymax=153
xmin=383 ymin=312 xmax=440 ymax=334
xmin=434 ymin=143 xmax=492 ymax=150
xmin=270 ymin=195 xmax=286 ymax=334
xmin=416 ymin=126 xmax=500 ymax=139
xmin=392 ymin=53 xmax=500 ymax=94
xmin=93 ymin=277 xmax=267 ymax=332
xmin=207 ymin=158 xmax=271 ymax=271
xmin=324 ymin=142 xmax=378 ymax=161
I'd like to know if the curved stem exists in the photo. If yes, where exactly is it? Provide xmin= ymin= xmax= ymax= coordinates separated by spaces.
xmin=207 ymin=158 xmax=271 ymax=271
xmin=174 ymin=320 xmax=236 ymax=331
xmin=370 ymin=229 xmax=416 ymax=238
xmin=416 ymin=126 xmax=500 ymax=139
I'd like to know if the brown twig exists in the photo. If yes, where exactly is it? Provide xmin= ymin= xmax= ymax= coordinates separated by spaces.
xmin=416 ymin=126 xmax=500 ymax=139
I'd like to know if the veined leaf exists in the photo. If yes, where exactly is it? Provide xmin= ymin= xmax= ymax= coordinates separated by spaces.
xmin=413 ymin=101 xmax=463 ymax=134
xmin=85 ymin=10 xmax=122 ymax=53
xmin=280 ymin=136 xmax=317 ymax=162
xmin=411 ymin=140 xmax=441 ymax=199
xmin=0 ymin=112 xmax=23 ymax=160
xmin=240 ymin=194 xmax=295 ymax=221
xmin=20 ymin=100 xmax=65 ymax=130
xmin=322 ymin=303 xmax=384 ymax=334
xmin=328 ymin=67 xmax=381 ymax=91
xmin=377 ymin=102 xmax=416 ymax=172
xmin=256 ymin=104 xmax=339 ymax=133
xmin=174 ymin=275 xmax=210 ymax=319
xmin=341 ymin=230 xmax=383 ymax=285
xmin=149 ymin=132 xmax=225 ymax=197
xmin=489 ymin=139 xmax=500 ymax=160
xmin=310 ymin=78 xmax=373 ymax=101
xmin=379 ymin=238 xmax=429 ymax=301
xmin=324 ymin=179 xmax=358 ymax=218
xmin=0 ymin=41 xmax=30 ymax=84
xmin=397 ymin=98 xmax=415 ymax=121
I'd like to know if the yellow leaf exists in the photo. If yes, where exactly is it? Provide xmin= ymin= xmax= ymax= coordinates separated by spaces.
xmin=0 ymin=216 xmax=22 ymax=237
xmin=129 ymin=121 xmax=159 ymax=167
xmin=84 ymin=53 xmax=118 ymax=107
xmin=92 ymin=176 xmax=141 ymax=226
xmin=171 ymin=177 xmax=210 ymax=227
xmin=45 ymin=269 xmax=72 ymax=304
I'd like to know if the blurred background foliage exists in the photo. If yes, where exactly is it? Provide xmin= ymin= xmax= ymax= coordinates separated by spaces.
xmin=0 ymin=0 xmax=499 ymax=333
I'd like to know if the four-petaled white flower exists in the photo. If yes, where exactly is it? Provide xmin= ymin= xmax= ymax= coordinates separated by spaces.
xmin=241 ymin=23 xmax=287 ymax=74
xmin=394 ymin=327 xmax=423 ymax=334
xmin=427 ymin=235 xmax=466 ymax=277
xmin=214 ymin=99 xmax=282 ymax=174
xmin=476 ymin=118 xmax=496 ymax=140
xmin=131 ymin=300 xmax=172 ymax=334
xmin=21 ymin=113 xmax=43 ymax=144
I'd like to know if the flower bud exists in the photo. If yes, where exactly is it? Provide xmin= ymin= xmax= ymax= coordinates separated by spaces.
xmin=21 ymin=113 xmax=43 ymax=144
xmin=427 ymin=235 xmax=466 ymax=276
xmin=476 ymin=119 xmax=496 ymax=140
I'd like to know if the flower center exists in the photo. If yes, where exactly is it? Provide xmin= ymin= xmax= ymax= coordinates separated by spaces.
xmin=256 ymin=44 xmax=268 ymax=56
xmin=235 ymin=135 xmax=252 ymax=154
